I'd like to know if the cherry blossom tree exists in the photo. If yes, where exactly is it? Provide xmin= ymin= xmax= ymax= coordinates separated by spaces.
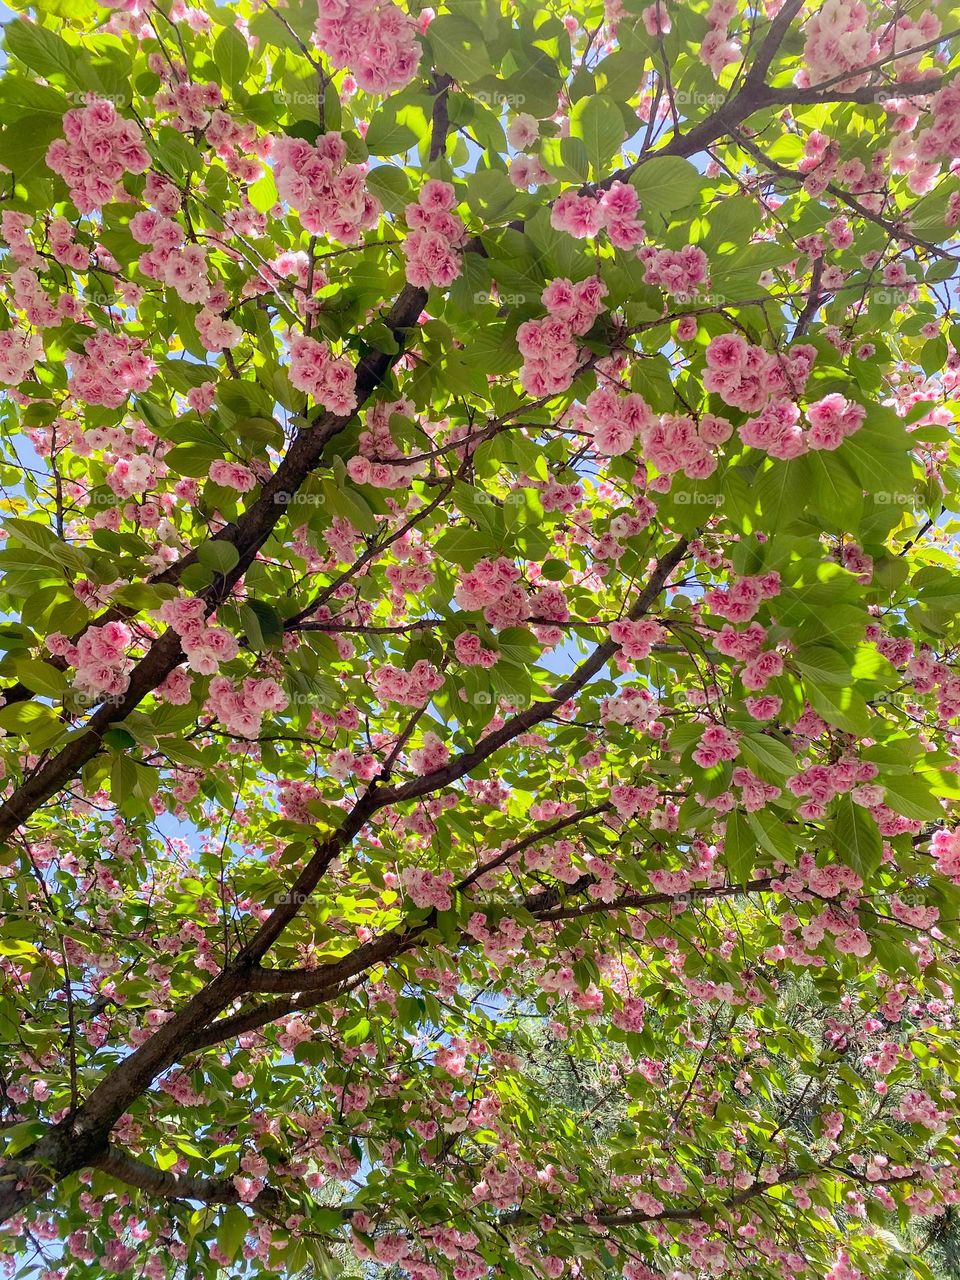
xmin=1 ymin=0 xmax=960 ymax=1277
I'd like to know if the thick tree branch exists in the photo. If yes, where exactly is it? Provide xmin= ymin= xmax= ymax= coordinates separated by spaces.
xmin=93 ymin=1144 xmax=286 ymax=1215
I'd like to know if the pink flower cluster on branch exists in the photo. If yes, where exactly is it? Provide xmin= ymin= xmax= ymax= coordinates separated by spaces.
xmin=45 ymin=99 xmax=150 ymax=213
xmin=517 ymin=277 xmax=607 ymax=396
xmin=273 ymin=132 xmax=380 ymax=243
xmin=402 ymin=181 xmax=467 ymax=288
xmin=313 ymin=0 xmax=422 ymax=94
xmin=288 ymin=334 xmax=358 ymax=415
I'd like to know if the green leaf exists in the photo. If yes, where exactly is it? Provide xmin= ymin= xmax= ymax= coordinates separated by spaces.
xmin=747 ymin=809 xmax=797 ymax=864
xmin=804 ymin=680 xmax=872 ymax=737
xmin=724 ymin=810 xmax=754 ymax=883
xmin=434 ymin=527 xmax=501 ymax=568
xmin=366 ymin=107 xmax=418 ymax=157
xmin=197 ymin=540 xmax=241 ymax=575
xmin=631 ymin=156 xmax=703 ymax=217
xmin=833 ymin=794 xmax=882 ymax=883
xmin=366 ymin=163 xmax=410 ymax=213
xmin=241 ymin=599 xmax=284 ymax=650
xmin=4 ymin=518 xmax=86 ymax=574
xmin=794 ymin=646 xmax=851 ymax=687
xmin=466 ymin=168 xmax=518 ymax=222
xmin=739 ymin=733 xmax=797 ymax=778
xmin=5 ymin=19 xmax=82 ymax=85
xmin=427 ymin=15 xmax=492 ymax=83
xmin=247 ymin=166 xmax=278 ymax=212
xmin=569 ymin=96 xmax=624 ymax=176
xmin=880 ymin=772 xmax=945 ymax=823
xmin=214 ymin=24 xmax=249 ymax=89
xmin=217 ymin=1205 xmax=249 ymax=1262
xmin=110 ymin=751 xmax=138 ymax=802
xmin=11 ymin=658 xmax=67 ymax=698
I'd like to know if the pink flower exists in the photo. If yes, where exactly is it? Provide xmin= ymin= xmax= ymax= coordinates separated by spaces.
xmin=46 ymin=100 xmax=149 ymax=213
xmin=314 ymin=0 xmax=422 ymax=95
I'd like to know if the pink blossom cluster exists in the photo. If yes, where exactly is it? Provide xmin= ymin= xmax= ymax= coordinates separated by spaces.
xmin=153 ymin=77 xmax=222 ymax=131
xmin=204 ymin=675 xmax=288 ymax=738
xmin=455 ymin=557 xmax=530 ymax=629
xmin=196 ymin=307 xmax=242 ymax=351
xmin=704 ymin=334 xmax=816 ymax=413
xmin=601 ymin=685 xmax=663 ymax=732
xmin=409 ymin=732 xmax=450 ymax=775
xmin=640 ymin=410 xmax=733 ymax=478
xmin=732 ymin=766 xmax=781 ymax=812
xmin=612 ymin=994 xmax=646 ymax=1033
xmin=575 ymin=385 xmax=654 ymax=456
xmin=314 ymin=0 xmax=421 ymax=95
xmin=740 ymin=649 xmax=783 ymax=691
xmin=550 ymin=181 xmax=645 ymax=250
xmin=130 ymin=209 xmax=204 ymax=297
xmin=786 ymin=758 xmax=879 ymax=822
xmin=609 ymin=782 xmax=658 ymax=819
xmin=402 ymin=180 xmax=467 ymax=288
xmin=892 ymin=1089 xmax=950 ymax=1132
xmin=158 ymin=597 xmax=240 ymax=675
xmin=932 ymin=829 xmax=960 ymax=884
xmin=541 ymin=476 xmax=583 ymax=513
xmin=454 ymin=632 xmax=498 ymax=668
xmin=609 ymin=618 xmax=666 ymax=663
xmin=371 ymin=660 xmax=444 ymax=707
xmin=209 ymin=460 xmax=257 ymax=492
xmin=105 ymin=449 xmax=168 ymax=500
xmin=49 ymin=216 xmax=89 ymax=270
xmin=693 ymin=724 xmax=739 ymax=768
xmin=639 ymin=244 xmax=709 ymax=297
xmin=287 ymin=333 xmax=358 ymax=415
xmin=805 ymin=393 xmax=867 ymax=450
xmin=517 ymin=276 xmax=607 ymax=396
xmin=67 ymin=332 xmax=156 ymax=408
xmin=401 ymin=865 xmax=454 ymax=911
xmin=48 ymin=622 xmax=134 ymax=700
xmin=914 ymin=82 xmax=960 ymax=185
xmin=712 ymin=618 xmax=768 ymax=659
xmin=45 ymin=99 xmax=150 ymax=213
xmin=10 ymin=265 xmax=58 ymax=328
xmin=800 ymin=0 xmax=878 ymax=88
xmin=273 ymin=132 xmax=380 ymax=243
xmin=466 ymin=911 xmax=526 ymax=965
xmin=509 ymin=153 xmax=552 ymax=189
xmin=700 ymin=0 xmax=741 ymax=78
xmin=705 ymin=572 xmax=780 ymax=623
xmin=1 ymin=210 xmax=40 ymax=265
xmin=347 ymin=395 xmax=424 ymax=489
xmin=0 ymin=329 xmax=43 ymax=386
xmin=740 ymin=391 xmax=866 ymax=461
